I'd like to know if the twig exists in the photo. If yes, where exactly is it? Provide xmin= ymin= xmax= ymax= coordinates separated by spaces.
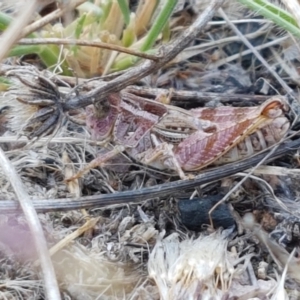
xmin=125 ymin=86 xmax=271 ymax=105
xmin=0 ymin=148 xmax=61 ymax=299
xmin=0 ymin=137 xmax=299 ymax=213
xmin=48 ymin=76 xmax=272 ymax=104
xmin=64 ymin=0 xmax=226 ymax=110
xmin=18 ymin=38 xmax=159 ymax=61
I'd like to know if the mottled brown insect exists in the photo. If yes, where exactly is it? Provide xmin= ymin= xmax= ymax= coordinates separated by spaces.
xmin=67 ymin=93 xmax=290 ymax=181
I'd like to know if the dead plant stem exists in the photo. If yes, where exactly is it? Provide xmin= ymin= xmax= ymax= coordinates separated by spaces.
xmin=19 ymin=38 xmax=159 ymax=61
xmin=126 ymin=86 xmax=271 ymax=104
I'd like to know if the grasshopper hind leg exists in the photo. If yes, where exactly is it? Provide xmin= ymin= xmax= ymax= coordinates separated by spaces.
xmin=140 ymin=134 xmax=189 ymax=180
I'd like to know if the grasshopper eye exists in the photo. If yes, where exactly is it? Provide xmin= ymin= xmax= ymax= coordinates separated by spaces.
xmin=0 ymin=106 xmax=10 ymax=114
xmin=261 ymin=97 xmax=289 ymax=118
xmin=67 ymin=91 xmax=291 ymax=182
xmin=262 ymin=104 xmax=282 ymax=118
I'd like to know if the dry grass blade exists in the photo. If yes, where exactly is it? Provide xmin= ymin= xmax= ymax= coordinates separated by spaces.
xmin=21 ymin=0 xmax=87 ymax=38
xmin=251 ymin=165 xmax=300 ymax=177
xmin=218 ymin=8 xmax=294 ymax=98
xmin=209 ymin=36 xmax=289 ymax=68
xmin=0 ymin=0 xmax=39 ymax=62
xmin=0 ymin=147 xmax=61 ymax=299
xmin=48 ymin=218 xmax=99 ymax=257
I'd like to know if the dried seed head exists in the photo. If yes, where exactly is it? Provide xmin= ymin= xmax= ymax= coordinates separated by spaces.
xmin=148 ymin=232 xmax=238 ymax=299
xmin=2 ymin=67 xmax=64 ymax=139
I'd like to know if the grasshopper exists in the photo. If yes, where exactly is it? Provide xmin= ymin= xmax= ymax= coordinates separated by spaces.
xmin=66 ymin=92 xmax=290 ymax=181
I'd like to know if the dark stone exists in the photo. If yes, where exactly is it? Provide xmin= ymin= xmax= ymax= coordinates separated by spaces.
xmin=177 ymin=195 xmax=235 ymax=231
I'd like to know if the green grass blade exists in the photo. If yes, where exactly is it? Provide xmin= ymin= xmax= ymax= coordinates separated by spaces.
xmin=140 ymin=0 xmax=178 ymax=52
xmin=238 ymin=0 xmax=300 ymax=37
xmin=117 ymin=0 xmax=130 ymax=25
xmin=0 ymin=11 xmax=12 ymax=30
